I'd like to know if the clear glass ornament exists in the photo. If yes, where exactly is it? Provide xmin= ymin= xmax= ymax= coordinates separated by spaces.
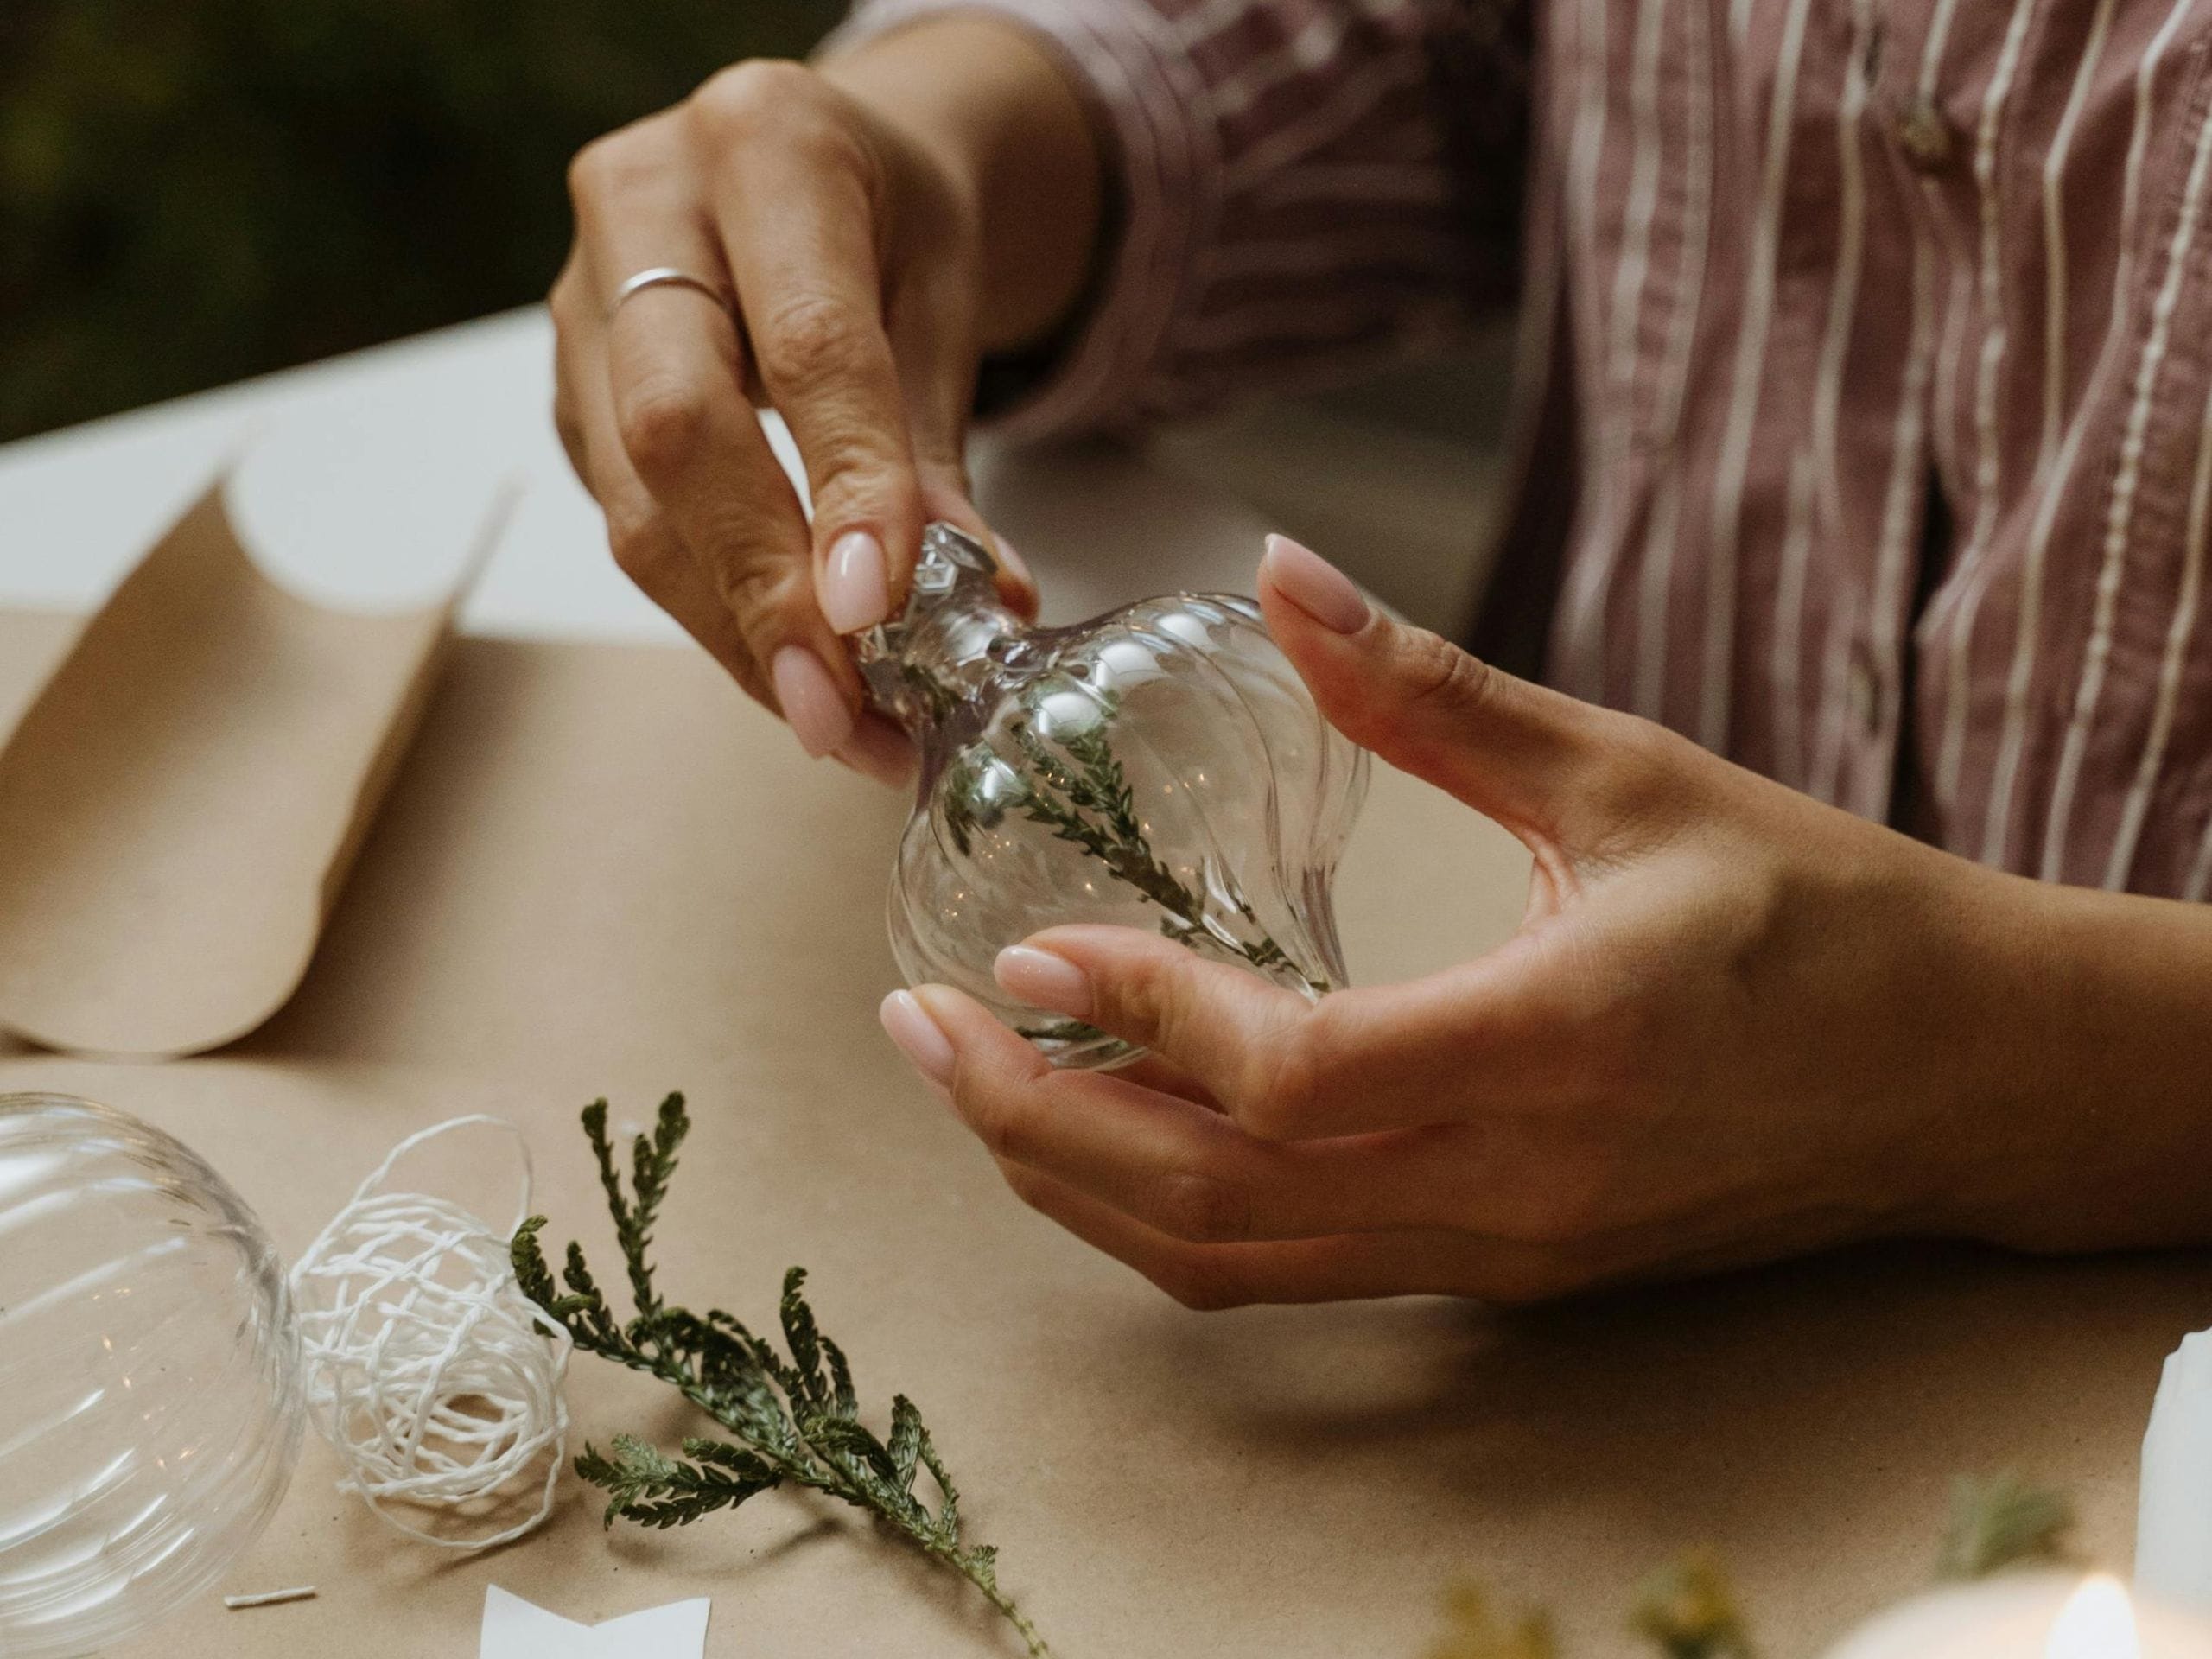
xmin=858 ymin=524 xmax=1369 ymax=1069
xmin=0 ymin=1093 xmax=304 ymax=1656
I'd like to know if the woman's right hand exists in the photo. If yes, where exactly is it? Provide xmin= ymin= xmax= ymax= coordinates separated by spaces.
xmin=549 ymin=23 xmax=1100 ymax=781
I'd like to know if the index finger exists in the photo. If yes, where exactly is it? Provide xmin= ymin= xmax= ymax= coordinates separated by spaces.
xmin=577 ymin=165 xmax=882 ymax=762
xmin=688 ymin=74 xmax=924 ymax=635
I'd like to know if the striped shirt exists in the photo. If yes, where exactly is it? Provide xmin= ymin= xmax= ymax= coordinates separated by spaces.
xmin=838 ymin=0 xmax=2212 ymax=897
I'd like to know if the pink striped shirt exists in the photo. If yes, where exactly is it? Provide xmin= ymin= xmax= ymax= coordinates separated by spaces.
xmin=837 ymin=0 xmax=2212 ymax=897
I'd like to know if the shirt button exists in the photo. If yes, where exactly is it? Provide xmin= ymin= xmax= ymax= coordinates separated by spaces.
xmin=1895 ymin=95 xmax=1956 ymax=173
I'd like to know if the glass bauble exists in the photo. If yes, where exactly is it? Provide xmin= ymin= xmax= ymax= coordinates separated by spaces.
xmin=858 ymin=524 xmax=1369 ymax=1069
xmin=0 ymin=1094 xmax=303 ymax=1655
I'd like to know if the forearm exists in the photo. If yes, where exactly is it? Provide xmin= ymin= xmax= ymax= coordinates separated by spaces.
xmin=821 ymin=16 xmax=1104 ymax=353
xmin=1939 ymin=860 xmax=2212 ymax=1252
xmin=824 ymin=0 xmax=1524 ymax=438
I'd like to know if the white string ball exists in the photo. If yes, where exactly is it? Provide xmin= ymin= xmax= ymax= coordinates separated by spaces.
xmin=289 ymin=1116 xmax=572 ymax=1550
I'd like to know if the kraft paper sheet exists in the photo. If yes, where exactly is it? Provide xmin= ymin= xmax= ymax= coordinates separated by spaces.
xmin=0 ymin=479 xmax=492 ymax=1058
xmin=0 ymin=614 xmax=2202 ymax=1658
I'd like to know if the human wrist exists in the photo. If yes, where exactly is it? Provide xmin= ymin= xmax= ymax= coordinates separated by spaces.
xmin=1912 ymin=861 xmax=2212 ymax=1251
xmin=1775 ymin=827 xmax=2037 ymax=1248
xmin=820 ymin=14 xmax=1107 ymax=351
xmin=1866 ymin=849 xmax=2070 ymax=1245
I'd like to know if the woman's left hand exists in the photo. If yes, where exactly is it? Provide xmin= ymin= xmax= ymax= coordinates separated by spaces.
xmin=876 ymin=536 xmax=2203 ymax=1306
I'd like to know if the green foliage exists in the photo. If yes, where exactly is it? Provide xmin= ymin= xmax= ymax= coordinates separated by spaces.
xmin=0 ymin=0 xmax=841 ymax=441
xmin=572 ymin=1434 xmax=779 ymax=1530
xmin=1011 ymin=1014 xmax=1114 ymax=1045
xmin=1629 ymin=1552 xmax=1754 ymax=1659
xmin=991 ymin=696 xmax=1314 ymax=988
xmin=1425 ymin=1582 xmax=1558 ymax=1659
xmin=512 ymin=1094 xmax=1053 ymax=1658
xmin=1433 ymin=1474 xmax=2082 ymax=1659
xmin=1936 ymin=1472 xmax=2076 ymax=1580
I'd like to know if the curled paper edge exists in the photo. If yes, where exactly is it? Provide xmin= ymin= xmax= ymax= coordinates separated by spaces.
xmin=0 ymin=470 xmax=509 ymax=1057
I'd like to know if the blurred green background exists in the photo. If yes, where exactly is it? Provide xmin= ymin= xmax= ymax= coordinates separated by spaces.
xmin=0 ymin=0 xmax=842 ymax=444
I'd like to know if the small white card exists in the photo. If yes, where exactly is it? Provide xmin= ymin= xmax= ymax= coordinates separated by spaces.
xmin=480 ymin=1585 xmax=711 ymax=1659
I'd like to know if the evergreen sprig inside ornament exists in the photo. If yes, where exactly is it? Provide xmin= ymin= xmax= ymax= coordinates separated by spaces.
xmin=512 ymin=1095 xmax=1053 ymax=1658
xmin=1002 ymin=698 xmax=1306 ymax=982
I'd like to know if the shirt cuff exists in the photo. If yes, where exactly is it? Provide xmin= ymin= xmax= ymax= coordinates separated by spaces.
xmin=820 ymin=0 xmax=1218 ymax=439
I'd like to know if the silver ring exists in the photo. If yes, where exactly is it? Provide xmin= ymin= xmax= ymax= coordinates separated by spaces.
xmin=607 ymin=266 xmax=733 ymax=322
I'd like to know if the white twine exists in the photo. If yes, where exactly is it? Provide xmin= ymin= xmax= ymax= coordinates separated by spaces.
xmin=289 ymin=1116 xmax=572 ymax=1550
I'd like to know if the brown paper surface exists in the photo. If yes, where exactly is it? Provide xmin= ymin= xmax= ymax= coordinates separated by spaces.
xmin=0 ymin=626 xmax=2200 ymax=1659
xmin=0 ymin=480 xmax=486 ymax=1058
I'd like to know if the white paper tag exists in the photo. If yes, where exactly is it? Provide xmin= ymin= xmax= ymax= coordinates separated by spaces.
xmin=480 ymin=1585 xmax=710 ymax=1659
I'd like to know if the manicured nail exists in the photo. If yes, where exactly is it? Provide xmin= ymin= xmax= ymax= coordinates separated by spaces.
xmin=819 ymin=528 xmax=891 ymax=634
xmin=1262 ymin=533 xmax=1369 ymax=633
xmin=771 ymin=645 xmax=856 ymax=759
xmin=995 ymin=944 xmax=1094 ymax=1020
xmin=993 ymin=535 xmax=1034 ymax=588
xmin=880 ymin=989 xmax=956 ymax=1085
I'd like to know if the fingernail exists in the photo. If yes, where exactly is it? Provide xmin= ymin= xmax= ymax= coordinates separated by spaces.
xmin=819 ymin=528 xmax=891 ymax=634
xmin=1262 ymin=533 xmax=1369 ymax=633
xmin=880 ymin=988 xmax=956 ymax=1084
xmin=837 ymin=714 xmax=918 ymax=790
xmin=995 ymin=944 xmax=1094 ymax=1020
xmin=993 ymin=535 xmax=1034 ymax=587
xmin=772 ymin=645 xmax=856 ymax=759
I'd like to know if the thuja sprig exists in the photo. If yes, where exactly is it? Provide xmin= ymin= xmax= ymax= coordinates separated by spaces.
xmin=1424 ymin=1471 xmax=2080 ymax=1658
xmin=512 ymin=1095 xmax=1053 ymax=1658
xmin=1000 ymin=702 xmax=1317 ymax=990
xmin=1012 ymin=1014 xmax=1114 ymax=1046
xmin=1936 ymin=1471 xmax=2075 ymax=1580
xmin=1629 ymin=1552 xmax=1754 ymax=1659
xmin=1426 ymin=1581 xmax=1558 ymax=1659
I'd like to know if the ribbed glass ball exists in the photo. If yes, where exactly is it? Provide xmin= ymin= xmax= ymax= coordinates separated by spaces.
xmin=0 ymin=1093 xmax=302 ymax=1656
xmin=859 ymin=525 xmax=1369 ymax=1070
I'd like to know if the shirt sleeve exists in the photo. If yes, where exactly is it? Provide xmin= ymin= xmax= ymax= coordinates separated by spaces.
xmin=819 ymin=0 xmax=1529 ymax=439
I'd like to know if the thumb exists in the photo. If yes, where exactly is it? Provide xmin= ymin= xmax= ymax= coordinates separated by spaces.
xmin=1255 ymin=534 xmax=1602 ymax=836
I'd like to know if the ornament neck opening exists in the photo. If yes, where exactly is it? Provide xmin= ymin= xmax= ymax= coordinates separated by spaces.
xmin=853 ymin=524 xmax=1025 ymax=743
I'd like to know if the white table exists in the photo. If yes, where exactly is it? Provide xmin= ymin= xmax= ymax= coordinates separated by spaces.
xmin=0 ymin=306 xmax=1503 ymax=639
